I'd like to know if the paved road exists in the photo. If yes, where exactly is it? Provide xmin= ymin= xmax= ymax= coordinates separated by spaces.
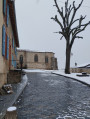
xmin=16 ymin=72 xmax=90 ymax=119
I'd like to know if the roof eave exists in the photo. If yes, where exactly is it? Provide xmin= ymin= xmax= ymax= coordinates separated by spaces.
xmin=8 ymin=0 xmax=19 ymax=47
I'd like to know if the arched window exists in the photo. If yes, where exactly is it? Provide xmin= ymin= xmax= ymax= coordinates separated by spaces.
xmin=34 ymin=54 xmax=38 ymax=62
xmin=19 ymin=55 xmax=23 ymax=64
xmin=45 ymin=56 xmax=48 ymax=63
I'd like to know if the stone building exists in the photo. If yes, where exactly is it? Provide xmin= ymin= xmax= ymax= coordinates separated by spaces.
xmin=17 ymin=49 xmax=58 ymax=70
xmin=0 ymin=0 xmax=19 ymax=88
xmin=70 ymin=63 xmax=90 ymax=74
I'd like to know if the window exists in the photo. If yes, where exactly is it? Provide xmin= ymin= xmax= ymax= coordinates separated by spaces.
xmin=6 ymin=35 xmax=9 ymax=60
xmin=34 ymin=54 xmax=38 ymax=62
xmin=12 ymin=37 xmax=14 ymax=48
xmin=12 ymin=55 xmax=14 ymax=66
xmin=15 ymin=47 xmax=17 ymax=57
xmin=5 ymin=34 xmax=7 ymax=58
xmin=14 ymin=60 xmax=17 ymax=68
xmin=19 ymin=55 xmax=23 ymax=64
xmin=45 ymin=56 xmax=48 ymax=63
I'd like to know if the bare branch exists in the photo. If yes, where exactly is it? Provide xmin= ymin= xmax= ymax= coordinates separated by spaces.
xmin=77 ymin=0 xmax=84 ymax=10
xmin=72 ymin=19 xmax=80 ymax=25
xmin=51 ymin=15 xmax=64 ymax=30
xmin=69 ymin=9 xmax=76 ymax=28
xmin=73 ymin=1 xmax=76 ymax=9
xmin=54 ymin=0 xmax=66 ymax=28
xmin=68 ymin=6 xmax=74 ymax=16
xmin=69 ymin=0 xmax=84 ymax=29
xmin=54 ymin=0 xmax=63 ymax=18
xmin=53 ymin=31 xmax=63 ymax=35
xmin=70 ymin=21 xmax=90 ymax=48
xmin=53 ymin=32 xmax=64 ymax=40
xmin=69 ymin=15 xmax=87 ymax=35
xmin=75 ymin=21 xmax=90 ymax=35
xmin=75 ymin=36 xmax=83 ymax=39
xmin=60 ymin=36 xmax=64 ymax=40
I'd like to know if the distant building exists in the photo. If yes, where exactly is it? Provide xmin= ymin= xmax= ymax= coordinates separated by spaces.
xmin=17 ymin=49 xmax=58 ymax=70
xmin=70 ymin=63 xmax=90 ymax=74
xmin=0 ymin=0 xmax=19 ymax=88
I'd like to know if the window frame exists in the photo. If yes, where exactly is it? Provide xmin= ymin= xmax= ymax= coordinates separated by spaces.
xmin=34 ymin=54 xmax=38 ymax=62
xmin=45 ymin=56 xmax=48 ymax=63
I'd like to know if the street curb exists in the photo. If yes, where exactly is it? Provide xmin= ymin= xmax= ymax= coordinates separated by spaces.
xmin=0 ymin=74 xmax=28 ymax=119
xmin=52 ymin=72 xmax=90 ymax=87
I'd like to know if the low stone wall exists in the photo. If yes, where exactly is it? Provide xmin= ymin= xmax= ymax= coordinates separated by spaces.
xmin=70 ymin=68 xmax=90 ymax=74
xmin=7 ymin=70 xmax=21 ymax=84
xmin=0 ymin=73 xmax=7 ymax=89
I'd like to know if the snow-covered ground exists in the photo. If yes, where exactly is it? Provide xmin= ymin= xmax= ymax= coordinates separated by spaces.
xmin=23 ymin=69 xmax=90 ymax=86
xmin=52 ymin=70 xmax=90 ymax=86
xmin=23 ymin=69 xmax=53 ymax=73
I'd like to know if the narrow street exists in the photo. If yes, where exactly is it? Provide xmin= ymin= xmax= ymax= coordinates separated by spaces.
xmin=16 ymin=72 xmax=90 ymax=119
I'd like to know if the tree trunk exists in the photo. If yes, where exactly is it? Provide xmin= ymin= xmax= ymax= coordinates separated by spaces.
xmin=65 ymin=45 xmax=71 ymax=74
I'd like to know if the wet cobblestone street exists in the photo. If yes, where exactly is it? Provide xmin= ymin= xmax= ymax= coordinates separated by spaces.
xmin=16 ymin=72 xmax=90 ymax=119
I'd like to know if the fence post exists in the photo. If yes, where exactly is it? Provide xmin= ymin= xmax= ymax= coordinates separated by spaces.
xmin=5 ymin=106 xmax=17 ymax=119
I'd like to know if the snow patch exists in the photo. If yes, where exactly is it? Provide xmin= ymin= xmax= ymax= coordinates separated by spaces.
xmin=22 ymin=74 xmax=28 ymax=80
xmin=7 ymin=106 xmax=17 ymax=112
xmin=52 ymin=70 xmax=90 ymax=86
xmin=56 ymin=115 xmax=62 ymax=119
xmin=64 ymin=116 xmax=72 ymax=119
xmin=23 ymin=69 xmax=53 ymax=73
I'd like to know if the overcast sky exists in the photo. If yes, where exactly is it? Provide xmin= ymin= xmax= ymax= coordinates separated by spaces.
xmin=15 ymin=0 xmax=90 ymax=69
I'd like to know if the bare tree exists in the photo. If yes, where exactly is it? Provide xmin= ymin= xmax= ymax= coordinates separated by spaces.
xmin=51 ymin=0 xmax=90 ymax=74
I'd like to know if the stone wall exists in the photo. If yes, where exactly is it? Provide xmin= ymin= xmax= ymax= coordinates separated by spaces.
xmin=70 ymin=68 xmax=90 ymax=74
xmin=0 ymin=73 xmax=7 ymax=89
xmin=0 ymin=1 xmax=19 ymax=88
xmin=7 ymin=70 xmax=21 ymax=84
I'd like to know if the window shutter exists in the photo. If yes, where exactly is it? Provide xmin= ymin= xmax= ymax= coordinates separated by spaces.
xmin=2 ymin=25 xmax=6 ymax=56
xmin=14 ymin=60 xmax=17 ymax=68
xmin=3 ymin=0 xmax=6 ymax=15
xmin=14 ymin=61 xmax=15 ymax=68
xmin=7 ymin=36 xmax=9 ymax=60
xmin=15 ymin=47 xmax=17 ymax=56
xmin=7 ymin=4 xmax=9 ymax=26
xmin=13 ymin=38 xmax=14 ymax=48
xmin=12 ymin=55 xmax=13 ymax=66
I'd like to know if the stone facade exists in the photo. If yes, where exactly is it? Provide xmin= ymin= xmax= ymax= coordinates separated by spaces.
xmin=0 ymin=0 xmax=19 ymax=88
xmin=17 ymin=50 xmax=58 ymax=70
xmin=71 ymin=68 xmax=90 ymax=74
xmin=70 ymin=64 xmax=90 ymax=74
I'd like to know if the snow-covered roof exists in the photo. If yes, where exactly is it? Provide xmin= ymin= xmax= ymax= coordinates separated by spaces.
xmin=71 ymin=63 xmax=90 ymax=68
xmin=17 ymin=48 xmax=55 ymax=54
xmin=77 ymin=63 xmax=90 ymax=68
xmin=74 ymin=63 xmax=90 ymax=68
